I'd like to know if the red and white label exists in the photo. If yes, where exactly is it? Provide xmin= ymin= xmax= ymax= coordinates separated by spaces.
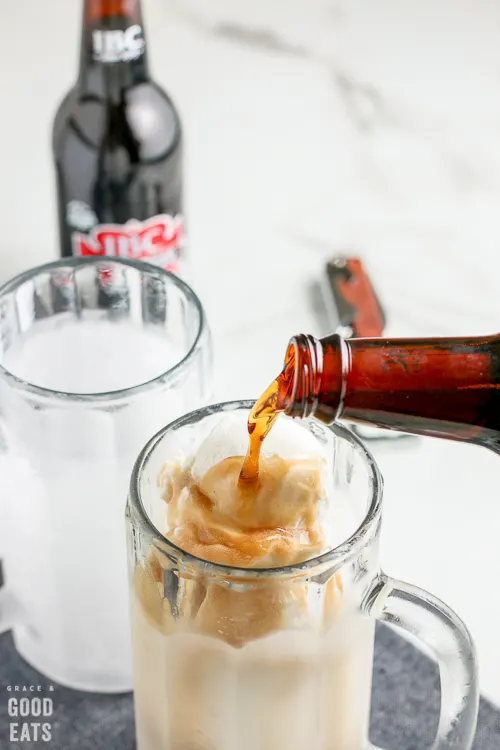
xmin=71 ymin=214 xmax=183 ymax=273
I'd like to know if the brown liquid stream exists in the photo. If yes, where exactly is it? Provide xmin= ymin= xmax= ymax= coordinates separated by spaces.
xmin=239 ymin=345 xmax=296 ymax=483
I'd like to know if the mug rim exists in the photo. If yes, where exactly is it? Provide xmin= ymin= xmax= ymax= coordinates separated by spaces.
xmin=129 ymin=399 xmax=384 ymax=578
xmin=0 ymin=257 xmax=207 ymax=404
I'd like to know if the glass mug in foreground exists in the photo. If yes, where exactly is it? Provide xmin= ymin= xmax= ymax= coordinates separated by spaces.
xmin=0 ymin=258 xmax=212 ymax=691
xmin=127 ymin=401 xmax=478 ymax=750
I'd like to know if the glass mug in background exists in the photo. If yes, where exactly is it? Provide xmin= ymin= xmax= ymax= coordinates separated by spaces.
xmin=0 ymin=258 xmax=212 ymax=692
xmin=127 ymin=401 xmax=478 ymax=750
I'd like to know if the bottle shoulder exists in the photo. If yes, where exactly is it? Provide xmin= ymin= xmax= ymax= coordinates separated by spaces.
xmin=52 ymin=80 xmax=182 ymax=163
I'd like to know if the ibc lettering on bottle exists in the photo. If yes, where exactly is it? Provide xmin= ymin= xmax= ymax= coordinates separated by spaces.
xmin=92 ymin=25 xmax=145 ymax=63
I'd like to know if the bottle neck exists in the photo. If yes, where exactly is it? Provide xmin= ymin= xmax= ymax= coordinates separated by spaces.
xmin=285 ymin=333 xmax=500 ymax=447
xmin=284 ymin=334 xmax=343 ymax=421
xmin=78 ymin=0 xmax=150 ymax=96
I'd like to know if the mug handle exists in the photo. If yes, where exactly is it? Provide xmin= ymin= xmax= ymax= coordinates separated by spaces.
xmin=366 ymin=574 xmax=479 ymax=750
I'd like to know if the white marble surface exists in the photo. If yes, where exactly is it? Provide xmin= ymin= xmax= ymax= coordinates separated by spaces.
xmin=1 ymin=0 xmax=500 ymax=706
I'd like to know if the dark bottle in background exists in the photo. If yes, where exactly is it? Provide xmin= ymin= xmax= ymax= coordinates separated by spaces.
xmin=52 ymin=0 xmax=184 ymax=274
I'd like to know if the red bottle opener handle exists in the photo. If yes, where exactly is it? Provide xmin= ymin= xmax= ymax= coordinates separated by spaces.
xmin=325 ymin=257 xmax=386 ymax=338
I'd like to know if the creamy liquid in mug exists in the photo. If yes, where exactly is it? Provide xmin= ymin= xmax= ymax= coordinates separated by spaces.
xmin=131 ymin=413 xmax=374 ymax=750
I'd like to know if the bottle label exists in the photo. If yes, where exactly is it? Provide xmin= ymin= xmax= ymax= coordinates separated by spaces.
xmin=92 ymin=24 xmax=145 ymax=64
xmin=70 ymin=214 xmax=183 ymax=273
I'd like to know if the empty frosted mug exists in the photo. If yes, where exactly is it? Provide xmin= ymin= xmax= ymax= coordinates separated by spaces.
xmin=0 ymin=258 xmax=212 ymax=692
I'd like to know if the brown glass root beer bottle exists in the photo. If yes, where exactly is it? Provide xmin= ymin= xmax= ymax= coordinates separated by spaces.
xmin=285 ymin=332 xmax=500 ymax=443
xmin=241 ymin=333 xmax=500 ymax=482
xmin=53 ymin=0 xmax=184 ymax=272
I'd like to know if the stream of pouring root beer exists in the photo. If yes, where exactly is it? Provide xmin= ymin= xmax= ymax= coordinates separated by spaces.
xmin=239 ymin=348 xmax=296 ymax=484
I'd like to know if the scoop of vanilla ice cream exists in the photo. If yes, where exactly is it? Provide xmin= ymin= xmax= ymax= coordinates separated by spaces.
xmin=161 ymin=410 xmax=362 ymax=566
xmin=192 ymin=411 xmax=324 ymax=483
xmin=198 ymin=456 xmax=325 ymax=532
xmin=188 ymin=411 xmax=330 ymax=554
